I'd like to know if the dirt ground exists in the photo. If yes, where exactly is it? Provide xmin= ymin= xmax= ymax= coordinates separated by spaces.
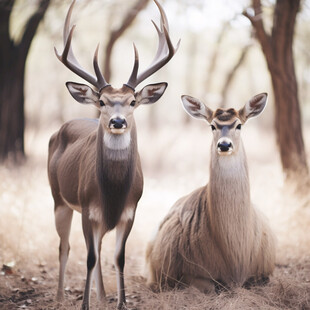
xmin=1 ymin=124 xmax=310 ymax=309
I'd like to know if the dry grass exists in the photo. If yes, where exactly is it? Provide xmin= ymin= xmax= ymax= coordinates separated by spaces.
xmin=0 ymin=124 xmax=310 ymax=309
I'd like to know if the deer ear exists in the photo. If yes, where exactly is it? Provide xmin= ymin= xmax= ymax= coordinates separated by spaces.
xmin=135 ymin=82 xmax=168 ymax=105
xmin=66 ymin=82 xmax=99 ymax=105
xmin=239 ymin=93 xmax=268 ymax=123
xmin=181 ymin=95 xmax=213 ymax=122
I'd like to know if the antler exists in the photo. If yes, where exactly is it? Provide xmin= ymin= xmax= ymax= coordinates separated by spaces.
xmin=125 ymin=0 xmax=180 ymax=90
xmin=54 ymin=0 xmax=109 ymax=91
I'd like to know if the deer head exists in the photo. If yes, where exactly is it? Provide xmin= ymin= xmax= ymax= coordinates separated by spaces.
xmin=181 ymin=93 xmax=268 ymax=156
xmin=54 ymin=0 xmax=180 ymax=134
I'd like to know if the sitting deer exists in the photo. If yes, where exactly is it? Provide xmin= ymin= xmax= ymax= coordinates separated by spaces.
xmin=146 ymin=93 xmax=276 ymax=292
xmin=48 ymin=0 xmax=179 ymax=309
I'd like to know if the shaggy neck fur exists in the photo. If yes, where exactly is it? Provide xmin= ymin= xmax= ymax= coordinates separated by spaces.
xmin=207 ymin=141 xmax=252 ymax=284
xmin=96 ymin=123 xmax=137 ymax=231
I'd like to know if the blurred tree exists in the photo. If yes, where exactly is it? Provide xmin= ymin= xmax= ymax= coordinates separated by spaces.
xmin=220 ymin=44 xmax=252 ymax=108
xmin=183 ymin=33 xmax=198 ymax=124
xmin=204 ymin=20 xmax=231 ymax=95
xmin=244 ymin=0 xmax=309 ymax=187
xmin=0 ymin=0 xmax=50 ymax=164
xmin=102 ymin=0 xmax=150 ymax=83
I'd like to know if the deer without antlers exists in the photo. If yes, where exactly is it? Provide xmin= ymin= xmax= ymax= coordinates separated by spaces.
xmin=48 ymin=1 xmax=179 ymax=309
xmin=146 ymin=93 xmax=276 ymax=292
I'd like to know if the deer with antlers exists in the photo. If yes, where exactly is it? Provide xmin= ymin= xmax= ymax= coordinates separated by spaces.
xmin=146 ymin=93 xmax=276 ymax=292
xmin=48 ymin=1 xmax=179 ymax=309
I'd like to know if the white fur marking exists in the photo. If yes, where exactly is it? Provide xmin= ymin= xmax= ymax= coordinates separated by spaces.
xmin=89 ymin=205 xmax=103 ymax=223
xmin=120 ymin=207 xmax=135 ymax=223
xmin=104 ymin=131 xmax=131 ymax=150
xmin=103 ymin=131 xmax=131 ymax=161
xmin=111 ymin=128 xmax=125 ymax=134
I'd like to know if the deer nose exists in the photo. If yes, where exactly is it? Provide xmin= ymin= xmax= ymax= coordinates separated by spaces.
xmin=217 ymin=140 xmax=232 ymax=153
xmin=109 ymin=117 xmax=127 ymax=129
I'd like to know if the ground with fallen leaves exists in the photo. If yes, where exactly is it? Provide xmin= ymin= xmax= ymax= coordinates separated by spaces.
xmin=0 ymin=125 xmax=310 ymax=309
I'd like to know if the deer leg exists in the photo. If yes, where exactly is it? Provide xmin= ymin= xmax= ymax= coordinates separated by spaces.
xmin=115 ymin=209 xmax=135 ymax=310
xmin=81 ymin=214 xmax=105 ymax=310
xmin=93 ymin=225 xmax=106 ymax=303
xmin=55 ymin=205 xmax=73 ymax=301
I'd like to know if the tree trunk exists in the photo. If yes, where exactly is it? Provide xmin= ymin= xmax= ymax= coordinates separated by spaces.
xmin=270 ymin=57 xmax=308 ymax=181
xmin=244 ymin=0 xmax=309 ymax=186
xmin=0 ymin=0 xmax=50 ymax=163
xmin=0 ymin=49 xmax=25 ymax=163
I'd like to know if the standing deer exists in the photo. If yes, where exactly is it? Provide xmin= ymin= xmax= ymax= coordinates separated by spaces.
xmin=48 ymin=1 xmax=179 ymax=309
xmin=146 ymin=93 xmax=276 ymax=292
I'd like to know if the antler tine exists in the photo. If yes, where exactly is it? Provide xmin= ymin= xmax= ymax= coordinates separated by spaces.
xmin=54 ymin=0 xmax=109 ymax=91
xmin=126 ymin=0 xmax=180 ymax=90
xmin=63 ymin=0 xmax=77 ymax=62
xmin=93 ymin=44 xmax=110 ymax=91
xmin=155 ymin=0 xmax=169 ymax=32
xmin=125 ymin=44 xmax=139 ymax=91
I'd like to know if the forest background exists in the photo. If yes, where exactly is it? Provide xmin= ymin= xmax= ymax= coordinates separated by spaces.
xmin=0 ymin=0 xmax=310 ymax=309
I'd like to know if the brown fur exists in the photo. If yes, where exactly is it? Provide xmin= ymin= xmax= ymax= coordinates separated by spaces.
xmin=48 ymin=118 xmax=142 ymax=231
xmin=48 ymin=116 xmax=143 ymax=310
xmin=48 ymin=81 xmax=169 ymax=309
xmin=49 ymin=1 xmax=178 ymax=307
xmin=214 ymin=108 xmax=237 ymax=121
xmin=146 ymin=97 xmax=275 ymax=292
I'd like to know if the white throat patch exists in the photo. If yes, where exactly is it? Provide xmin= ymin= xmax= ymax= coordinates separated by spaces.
xmin=103 ymin=131 xmax=131 ymax=160
xmin=104 ymin=131 xmax=131 ymax=150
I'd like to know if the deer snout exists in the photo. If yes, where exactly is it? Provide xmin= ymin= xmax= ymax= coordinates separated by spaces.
xmin=217 ymin=138 xmax=233 ymax=155
xmin=109 ymin=117 xmax=127 ymax=133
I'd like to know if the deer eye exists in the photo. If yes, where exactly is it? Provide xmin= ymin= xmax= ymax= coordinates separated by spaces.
xmin=210 ymin=125 xmax=216 ymax=131
xmin=236 ymin=124 xmax=242 ymax=130
xmin=130 ymin=100 xmax=136 ymax=107
xmin=99 ymin=100 xmax=105 ymax=107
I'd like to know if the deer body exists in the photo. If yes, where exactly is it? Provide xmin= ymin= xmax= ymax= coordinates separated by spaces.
xmin=48 ymin=1 xmax=179 ymax=309
xmin=146 ymin=94 xmax=276 ymax=291
xmin=49 ymin=112 xmax=143 ymax=308
xmin=49 ymin=117 xmax=142 ymax=230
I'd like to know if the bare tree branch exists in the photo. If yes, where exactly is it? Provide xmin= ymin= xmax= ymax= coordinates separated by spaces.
xmin=19 ymin=0 xmax=50 ymax=62
xmin=220 ymin=44 xmax=252 ymax=108
xmin=204 ymin=20 xmax=231 ymax=94
xmin=103 ymin=0 xmax=150 ymax=82
xmin=245 ymin=0 xmax=308 ymax=188
xmin=243 ymin=0 xmax=272 ymax=59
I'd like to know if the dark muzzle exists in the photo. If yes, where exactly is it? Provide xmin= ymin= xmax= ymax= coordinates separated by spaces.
xmin=109 ymin=117 xmax=127 ymax=129
xmin=217 ymin=140 xmax=232 ymax=153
